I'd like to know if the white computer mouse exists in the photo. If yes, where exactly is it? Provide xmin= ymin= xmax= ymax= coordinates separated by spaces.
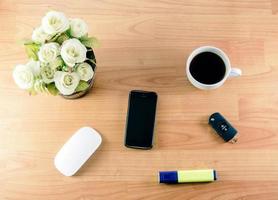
xmin=54 ymin=127 xmax=102 ymax=176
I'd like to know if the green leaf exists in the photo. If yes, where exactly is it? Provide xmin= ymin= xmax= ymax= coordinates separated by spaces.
xmin=33 ymin=80 xmax=44 ymax=93
xmin=87 ymin=58 xmax=96 ymax=65
xmin=24 ymin=43 xmax=40 ymax=61
xmin=48 ymin=33 xmax=61 ymax=42
xmin=75 ymin=80 xmax=89 ymax=92
xmin=65 ymin=29 xmax=72 ymax=37
xmin=55 ymin=33 xmax=70 ymax=44
xmin=62 ymin=65 xmax=70 ymax=72
xmin=46 ymin=83 xmax=59 ymax=96
xmin=80 ymin=36 xmax=100 ymax=48
xmin=17 ymin=39 xmax=33 ymax=45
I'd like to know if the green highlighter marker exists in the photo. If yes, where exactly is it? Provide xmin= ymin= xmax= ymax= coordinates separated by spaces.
xmin=159 ymin=169 xmax=217 ymax=183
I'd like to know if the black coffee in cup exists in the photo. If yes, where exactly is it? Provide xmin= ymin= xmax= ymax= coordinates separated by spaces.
xmin=189 ymin=52 xmax=226 ymax=85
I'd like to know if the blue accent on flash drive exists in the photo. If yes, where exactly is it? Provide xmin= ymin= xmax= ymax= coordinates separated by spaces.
xmin=159 ymin=171 xmax=178 ymax=183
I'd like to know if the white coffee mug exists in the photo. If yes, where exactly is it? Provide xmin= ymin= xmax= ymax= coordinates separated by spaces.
xmin=186 ymin=46 xmax=242 ymax=90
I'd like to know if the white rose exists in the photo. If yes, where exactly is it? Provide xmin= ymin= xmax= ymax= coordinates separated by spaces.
xmin=61 ymin=38 xmax=87 ymax=67
xmin=70 ymin=18 xmax=88 ymax=38
xmin=76 ymin=62 xmax=94 ymax=81
xmin=41 ymin=65 xmax=56 ymax=83
xmin=42 ymin=11 xmax=69 ymax=35
xmin=13 ymin=64 xmax=34 ymax=90
xmin=54 ymin=71 xmax=80 ymax=95
xmin=26 ymin=60 xmax=40 ymax=76
xmin=32 ymin=26 xmax=51 ymax=44
xmin=38 ymin=42 xmax=60 ymax=63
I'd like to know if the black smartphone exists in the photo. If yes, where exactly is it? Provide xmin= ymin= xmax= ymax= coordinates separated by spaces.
xmin=125 ymin=90 xmax=158 ymax=149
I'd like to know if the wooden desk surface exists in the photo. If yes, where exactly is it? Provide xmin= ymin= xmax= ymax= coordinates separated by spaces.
xmin=1 ymin=0 xmax=278 ymax=199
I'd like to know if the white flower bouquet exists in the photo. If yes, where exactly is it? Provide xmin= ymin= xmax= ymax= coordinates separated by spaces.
xmin=13 ymin=11 xmax=99 ymax=98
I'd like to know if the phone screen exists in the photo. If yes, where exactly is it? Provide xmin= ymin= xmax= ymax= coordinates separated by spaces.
xmin=125 ymin=90 xmax=157 ymax=149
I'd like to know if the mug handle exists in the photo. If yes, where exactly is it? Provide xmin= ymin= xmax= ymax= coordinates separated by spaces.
xmin=229 ymin=68 xmax=242 ymax=77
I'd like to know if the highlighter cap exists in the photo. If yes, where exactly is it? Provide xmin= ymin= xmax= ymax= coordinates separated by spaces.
xmin=159 ymin=171 xmax=178 ymax=183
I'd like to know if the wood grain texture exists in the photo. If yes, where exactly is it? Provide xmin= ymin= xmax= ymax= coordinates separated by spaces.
xmin=1 ymin=0 xmax=278 ymax=199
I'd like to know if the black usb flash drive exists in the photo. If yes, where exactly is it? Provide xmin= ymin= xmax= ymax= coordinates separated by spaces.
xmin=208 ymin=112 xmax=238 ymax=143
